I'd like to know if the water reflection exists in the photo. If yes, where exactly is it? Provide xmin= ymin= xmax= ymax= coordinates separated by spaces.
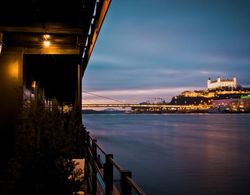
xmin=83 ymin=114 xmax=250 ymax=195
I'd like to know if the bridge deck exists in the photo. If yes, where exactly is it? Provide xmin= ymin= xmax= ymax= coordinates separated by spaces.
xmin=82 ymin=104 xmax=210 ymax=109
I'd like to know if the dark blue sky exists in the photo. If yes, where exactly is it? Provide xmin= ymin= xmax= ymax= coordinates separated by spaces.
xmin=82 ymin=0 xmax=250 ymax=103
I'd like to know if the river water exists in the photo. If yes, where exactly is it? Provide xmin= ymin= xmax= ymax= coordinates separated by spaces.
xmin=82 ymin=113 xmax=250 ymax=195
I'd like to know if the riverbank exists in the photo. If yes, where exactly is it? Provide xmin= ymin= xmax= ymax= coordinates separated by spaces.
xmin=82 ymin=109 xmax=250 ymax=114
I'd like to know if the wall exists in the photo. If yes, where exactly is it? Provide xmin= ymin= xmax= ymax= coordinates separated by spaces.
xmin=0 ymin=47 xmax=23 ymax=166
xmin=208 ymin=79 xmax=236 ymax=89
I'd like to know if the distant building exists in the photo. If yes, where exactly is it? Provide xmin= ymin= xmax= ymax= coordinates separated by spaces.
xmin=212 ymin=98 xmax=250 ymax=112
xmin=181 ymin=91 xmax=199 ymax=97
xmin=207 ymin=77 xmax=237 ymax=89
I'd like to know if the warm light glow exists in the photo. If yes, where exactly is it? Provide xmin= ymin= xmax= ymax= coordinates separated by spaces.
xmin=43 ymin=34 xmax=50 ymax=39
xmin=43 ymin=40 xmax=51 ymax=47
xmin=0 ymin=32 xmax=3 ymax=54
xmin=42 ymin=34 xmax=51 ymax=47
xmin=32 ymin=81 xmax=36 ymax=88
xmin=8 ymin=61 xmax=19 ymax=79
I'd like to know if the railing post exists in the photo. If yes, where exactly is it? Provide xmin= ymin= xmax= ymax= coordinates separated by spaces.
xmin=82 ymin=126 xmax=86 ymax=145
xmin=104 ymin=154 xmax=113 ymax=195
xmin=92 ymin=139 xmax=97 ymax=195
xmin=86 ymin=131 xmax=90 ymax=147
xmin=86 ymin=131 xmax=91 ymax=193
xmin=121 ymin=171 xmax=132 ymax=195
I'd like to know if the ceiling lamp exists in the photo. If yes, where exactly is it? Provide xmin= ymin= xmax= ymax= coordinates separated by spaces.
xmin=43 ymin=34 xmax=51 ymax=47
xmin=43 ymin=40 xmax=51 ymax=47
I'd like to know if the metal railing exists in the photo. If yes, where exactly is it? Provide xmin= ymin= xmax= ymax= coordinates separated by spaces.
xmin=83 ymin=127 xmax=146 ymax=195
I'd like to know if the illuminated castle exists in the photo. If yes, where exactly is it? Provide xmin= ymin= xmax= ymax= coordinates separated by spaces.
xmin=207 ymin=77 xmax=237 ymax=89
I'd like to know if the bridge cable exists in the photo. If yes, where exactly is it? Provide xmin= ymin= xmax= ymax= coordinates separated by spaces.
xmin=82 ymin=90 xmax=126 ymax=104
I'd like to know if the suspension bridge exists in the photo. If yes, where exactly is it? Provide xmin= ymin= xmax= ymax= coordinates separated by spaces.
xmin=81 ymin=91 xmax=210 ymax=111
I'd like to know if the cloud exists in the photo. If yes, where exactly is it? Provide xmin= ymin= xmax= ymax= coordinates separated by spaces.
xmin=82 ymin=86 xmax=204 ymax=104
xmin=90 ymin=54 xmax=129 ymax=66
xmin=84 ymin=0 xmax=250 ymax=102
xmin=83 ymin=66 xmax=226 ymax=91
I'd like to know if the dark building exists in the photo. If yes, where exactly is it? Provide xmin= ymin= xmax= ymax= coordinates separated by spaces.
xmin=0 ymin=0 xmax=111 ymax=193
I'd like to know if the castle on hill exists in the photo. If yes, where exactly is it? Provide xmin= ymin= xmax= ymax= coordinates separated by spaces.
xmin=170 ymin=76 xmax=250 ymax=106
xmin=136 ymin=75 xmax=250 ymax=113
xmin=207 ymin=77 xmax=237 ymax=89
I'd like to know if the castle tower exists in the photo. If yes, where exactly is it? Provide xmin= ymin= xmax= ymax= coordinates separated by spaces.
xmin=207 ymin=77 xmax=211 ymax=89
xmin=233 ymin=77 xmax=237 ymax=88
xmin=207 ymin=76 xmax=237 ymax=90
xmin=217 ymin=76 xmax=221 ymax=83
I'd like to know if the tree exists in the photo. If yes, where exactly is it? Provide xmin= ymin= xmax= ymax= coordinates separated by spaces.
xmin=0 ymin=99 xmax=85 ymax=195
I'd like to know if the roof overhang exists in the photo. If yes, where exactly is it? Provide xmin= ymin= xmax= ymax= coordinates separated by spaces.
xmin=0 ymin=0 xmax=111 ymax=74
xmin=81 ymin=0 xmax=112 ymax=70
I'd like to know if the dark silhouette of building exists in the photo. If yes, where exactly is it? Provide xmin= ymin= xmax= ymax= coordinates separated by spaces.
xmin=0 ymin=0 xmax=111 ymax=193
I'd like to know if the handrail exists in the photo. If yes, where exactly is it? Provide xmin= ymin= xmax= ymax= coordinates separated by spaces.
xmin=125 ymin=176 xmax=146 ymax=195
xmin=83 ymin=127 xmax=146 ymax=195
xmin=108 ymin=156 xmax=123 ymax=172
xmin=89 ymin=135 xmax=106 ymax=154
xmin=96 ymin=143 xmax=107 ymax=155
xmin=94 ymin=161 xmax=104 ymax=178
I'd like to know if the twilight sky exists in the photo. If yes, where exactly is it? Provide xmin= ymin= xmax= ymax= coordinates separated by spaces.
xmin=82 ymin=0 xmax=250 ymax=104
